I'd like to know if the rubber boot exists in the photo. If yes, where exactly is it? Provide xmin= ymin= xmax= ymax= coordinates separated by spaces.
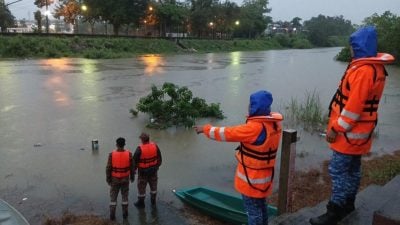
xmin=109 ymin=205 xmax=116 ymax=221
xmin=122 ymin=204 xmax=129 ymax=219
xmin=134 ymin=197 xmax=145 ymax=208
xmin=344 ymin=198 xmax=355 ymax=214
xmin=151 ymin=193 xmax=156 ymax=206
xmin=309 ymin=201 xmax=346 ymax=225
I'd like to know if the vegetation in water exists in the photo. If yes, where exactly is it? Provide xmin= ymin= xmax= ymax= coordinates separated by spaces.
xmin=284 ymin=90 xmax=327 ymax=132
xmin=132 ymin=82 xmax=225 ymax=129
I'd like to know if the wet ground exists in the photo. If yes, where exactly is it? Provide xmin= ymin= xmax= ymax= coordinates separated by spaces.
xmin=0 ymin=48 xmax=399 ymax=224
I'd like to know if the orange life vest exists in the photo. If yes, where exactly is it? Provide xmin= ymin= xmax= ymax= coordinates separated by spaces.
xmin=328 ymin=53 xmax=395 ymax=155
xmin=111 ymin=150 xmax=131 ymax=178
xmin=202 ymin=112 xmax=283 ymax=198
xmin=138 ymin=142 xmax=159 ymax=169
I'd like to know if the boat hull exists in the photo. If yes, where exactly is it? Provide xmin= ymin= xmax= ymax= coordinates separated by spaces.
xmin=0 ymin=199 xmax=30 ymax=225
xmin=174 ymin=187 xmax=277 ymax=225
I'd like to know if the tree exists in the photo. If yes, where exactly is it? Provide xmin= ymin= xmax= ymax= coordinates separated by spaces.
xmin=0 ymin=5 xmax=15 ymax=32
xmin=291 ymin=17 xmax=302 ymax=28
xmin=53 ymin=0 xmax=80 ymax=33
xmin=34 ymin=0 xmax=54 ymax=33
xmin=303 ymin=15 xmax=354 ymax=47
xmin=34 ymin=10 xmax=42 ymax=33
xmin=155 ymin=0 xmax=190 ymax=37
xmin=363 ymin=11 xmax=400 ymax=63
xmin=94 ymin=0 xmax=147 ymax=35
xmin=190 ymin=0 xmax=217 ymax=37
xmin=237 ymin=0 xmax=271 ymax=38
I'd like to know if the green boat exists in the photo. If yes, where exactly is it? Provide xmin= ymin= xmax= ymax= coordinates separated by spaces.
xmin=173 ymin=187 xmax=277 ymax=225
xmin=0 ymin=199 xmax=30 ymax=225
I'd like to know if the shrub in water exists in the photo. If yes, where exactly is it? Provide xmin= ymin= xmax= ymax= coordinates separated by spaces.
xmin=133 ymin=82 xmax=225 ymax=129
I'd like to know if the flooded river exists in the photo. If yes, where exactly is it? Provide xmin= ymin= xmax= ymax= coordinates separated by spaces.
xmin=0 ymin=48 xmax=399 ymax=224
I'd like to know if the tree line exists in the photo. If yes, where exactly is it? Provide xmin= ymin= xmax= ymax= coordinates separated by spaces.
xmin=1 ymin=0 xmax=399 ymax=59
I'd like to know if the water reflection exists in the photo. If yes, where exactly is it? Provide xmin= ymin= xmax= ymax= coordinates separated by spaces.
xmin=140 ymin=55 xmax=165 ymax=75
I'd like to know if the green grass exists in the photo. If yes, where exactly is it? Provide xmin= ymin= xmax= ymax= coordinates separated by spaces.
xmin=0 ymin=35 xmax=318 ymax=59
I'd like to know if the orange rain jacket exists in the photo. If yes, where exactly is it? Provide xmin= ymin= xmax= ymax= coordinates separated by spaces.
xmin=328 ymin=53 xmax=395 ymax=155
xmin=111 ymin=150 xmax=132 ymax=178
xmin=202 ymin=112 xmax=283 ymax=198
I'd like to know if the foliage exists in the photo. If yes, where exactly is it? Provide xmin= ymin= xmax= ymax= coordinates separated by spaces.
xmin=86 ymin=0 xmax=147 ymax=35
xmin=0 ymin=5 xmax=15 ymax=32
xmin=303 ymin=15 xmax=354 ymax=47
xmin=133 ymin=83 xmax=225 ymax=129
xmin=34 ymin=0 xmax=54 ymax=8
xmin=235 ymin=0 xmax=271 ymax=38
xmin=363 ymin=11 xmax=400 ymax=64
xmin=271 ymin=34 xmax=312 ymax=49
xmin=335 ymin=45 xmax=351 ymax=62
xmin=53 ymin=0 xmax=80 ymax=25
xmin=284 ymin=90 xmax=326 ymax=132
xmin=156 ymin=1 xmax=190 ymax=36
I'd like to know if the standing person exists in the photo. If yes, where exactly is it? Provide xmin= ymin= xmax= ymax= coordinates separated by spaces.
xmin=106 ymin=137 xmax=135 ymax=220
xmin=194 ymin=90 xmax=283 ymax=225
xmin=309 ymin=26 xmax=395 ymax=225
xmin=133 ymin=132 xmax=162 ymax=208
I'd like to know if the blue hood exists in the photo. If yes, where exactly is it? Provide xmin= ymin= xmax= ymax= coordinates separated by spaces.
xmin=249 ymin=90 xmax=273 ymax=117
xmin=350 ymin=26 xmax=377 ymax=59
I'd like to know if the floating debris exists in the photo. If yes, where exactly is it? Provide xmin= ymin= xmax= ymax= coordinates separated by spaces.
xmin=22 ymin=198 xmax=28 ymax=201
xmin=80 ymin=148 xmax=85 ymax=151
xmin=33 ymin=143 xmax=42 ymax=147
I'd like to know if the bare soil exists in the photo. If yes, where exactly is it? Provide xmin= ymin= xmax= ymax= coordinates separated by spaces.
xmin=44 ymin=150 xmax=400 ymax=225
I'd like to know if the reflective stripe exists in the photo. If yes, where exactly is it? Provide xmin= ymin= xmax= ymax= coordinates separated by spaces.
xmin=209 ymin=127 xmax=216 ymax=140
xmin=346 ymin=132 xmax=371 ymax=140
xmin=138 ymin=194 xmax=146 ymax=197
xmin=237 ymin=171 xmax=271 ymax=184
xmin=122 ymin=201 xmax=128 ymax=205
xmin=342 ymin=109 xmax=360 ymax=120
xmin=150 ymin=191 xmax=157 ymax=194
xmin=219 ymin=127 xmax=226 ymax=141
xmin=110 ymin=202 xmax=117 ymax=206
xmin=338 ymin=117 xmax=352 ymax=131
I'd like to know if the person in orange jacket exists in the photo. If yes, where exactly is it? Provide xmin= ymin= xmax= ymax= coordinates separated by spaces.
xmin=194 ymin=90 xmax=283 ymax=225
xmin=106 ymin=137 xmax=135 ymax=220
xmin=310 ymin=26 xmax=395 ymax=225
xmin=133 ymin=132 xmax=162 ymax=208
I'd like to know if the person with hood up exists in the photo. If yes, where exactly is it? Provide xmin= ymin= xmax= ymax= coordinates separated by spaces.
xmin=309 ymin=26 xmax=395 ymax=225
xmin=194 ymin=90 xmax=283 ymax=225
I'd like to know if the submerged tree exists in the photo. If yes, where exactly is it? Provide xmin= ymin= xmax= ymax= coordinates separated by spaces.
xmin=131 ymin=82 xmax=225 ymax=129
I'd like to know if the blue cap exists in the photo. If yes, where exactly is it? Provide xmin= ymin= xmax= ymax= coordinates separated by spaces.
xmin=249 ymin=90 xmax=273 ymax=116
xmin=350 ymin=26 xmax=377 ymax=59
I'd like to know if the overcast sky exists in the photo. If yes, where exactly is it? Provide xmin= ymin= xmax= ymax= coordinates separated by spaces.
xmin=5 ymin=0 xmax=400 ymax=25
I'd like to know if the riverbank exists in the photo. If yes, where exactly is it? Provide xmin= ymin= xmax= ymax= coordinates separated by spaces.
xmin=42 ymin=150 xmax=400 ymax=225
xmin=0 ymin=35 xmax=313 ymax=59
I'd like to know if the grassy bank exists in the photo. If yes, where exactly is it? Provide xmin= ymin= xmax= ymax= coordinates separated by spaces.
xmin=0 ymin=35 xmax=287 ymax=59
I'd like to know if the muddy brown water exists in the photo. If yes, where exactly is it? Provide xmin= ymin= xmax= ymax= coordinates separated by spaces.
xmin=1 ymin=48 xmax=399 ymax=224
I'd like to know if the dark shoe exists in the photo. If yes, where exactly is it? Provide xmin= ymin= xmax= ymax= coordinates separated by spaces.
xmin=309 ymin=201 xmax=346 ymax=225
xmin=122 ymin=204 xmax=128 ymax=219
xmin=134 ymin=197 xmax=145 ymax=208
xmin=344 ymin=198 xmax=355 ymax=214
xmin=109 ymin=205 xmax=116 ymax=221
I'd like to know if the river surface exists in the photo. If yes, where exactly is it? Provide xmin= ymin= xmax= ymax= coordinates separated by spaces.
xmin=0 ymin=48 xmax=399 ymax=224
